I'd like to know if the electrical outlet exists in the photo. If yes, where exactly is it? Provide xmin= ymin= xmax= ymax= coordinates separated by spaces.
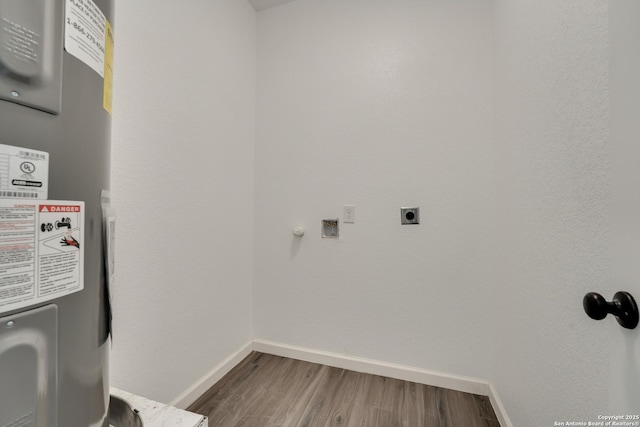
xmin=401 ymin=207 xmax=420 ymax=224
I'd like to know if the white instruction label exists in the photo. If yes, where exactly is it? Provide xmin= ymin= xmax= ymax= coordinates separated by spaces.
xmin=0 ymin=200 xmax=84 ymax=314
xmin=0 ymin=144 xmax=49 ymax=200
xmin=64 ymin=0 xmax=106 ymax=77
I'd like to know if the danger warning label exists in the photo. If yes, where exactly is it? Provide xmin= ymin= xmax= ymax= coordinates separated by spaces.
xmin=40 ymin=205 xmax=81 ymax=213
xmin=0 ymin=200 xmax=84 ymax=314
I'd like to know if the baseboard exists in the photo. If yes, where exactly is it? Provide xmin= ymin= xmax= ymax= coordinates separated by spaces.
xmin=253 ymin=339 xmax=489 ymax=396
xmin=169 ymin=340 xmax=253 ymax=409
xmin=488 ymin=382 xmax=513 ymax=427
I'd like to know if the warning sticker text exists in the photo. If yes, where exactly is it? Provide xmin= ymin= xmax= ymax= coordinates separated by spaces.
xmin=0 ymin=200 xmax=84 ymax=314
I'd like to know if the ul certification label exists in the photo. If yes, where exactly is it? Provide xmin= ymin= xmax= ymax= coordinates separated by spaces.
xmin=0 ymin=200 xmax=84 ymax=314
xmin=64 ymin=0 xmax=106 ymax=77
xmin=0 ymin=144 xmax=49 ymax=199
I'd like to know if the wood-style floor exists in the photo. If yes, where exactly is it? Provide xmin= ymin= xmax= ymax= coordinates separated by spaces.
xmin=188 ymin=352 xmax=500 ymax=427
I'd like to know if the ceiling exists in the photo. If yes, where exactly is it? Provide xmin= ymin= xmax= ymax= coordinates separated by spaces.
xmin=248 ymin=0 xmax=297 ymax=12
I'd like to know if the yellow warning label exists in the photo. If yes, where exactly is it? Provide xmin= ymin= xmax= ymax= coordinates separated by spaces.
xmin=103 ymin=20 xmax=114 ymax=115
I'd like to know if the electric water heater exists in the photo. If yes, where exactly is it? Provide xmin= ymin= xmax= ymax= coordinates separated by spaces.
xmin=0 ymin=0 xmax=114 ymax=425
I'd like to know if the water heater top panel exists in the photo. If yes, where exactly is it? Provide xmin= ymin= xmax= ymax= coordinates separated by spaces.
xmin=0 ymin=0 xmax=64 ymax=114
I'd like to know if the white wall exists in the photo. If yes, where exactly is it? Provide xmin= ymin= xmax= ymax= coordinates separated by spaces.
xmin=254 ymin=0 xmax=495 ymax=380
xmin=254 ymin=1 xmax=611 ymax=425
xmin=110 ymin=0 xmax=256 ymax=403
xmin=108 ymin=1 xmax=612 ymax=423
xmin=491 ymin=1 xmax=609 ymax=425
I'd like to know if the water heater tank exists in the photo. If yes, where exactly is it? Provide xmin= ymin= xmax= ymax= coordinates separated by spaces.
xmin=0 ymin=0 xmax=114 ymax=425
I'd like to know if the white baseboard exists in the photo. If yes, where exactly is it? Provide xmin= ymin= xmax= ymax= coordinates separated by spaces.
xmin=488 ymin=382 xmax=513 ymax=427
xmin=253 ymin=339 xmax=489 ymax=396
xmin=169 ymin=340 xmax=253 ymax=409
xmin=172 ymin=339 xmax=512 ymax=426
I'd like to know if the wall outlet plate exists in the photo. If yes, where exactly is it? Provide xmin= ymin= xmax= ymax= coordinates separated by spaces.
xmin=401 ymin=207 xmax=420 ymax=224
xmin=343 ymin=205 xmax=355 ymax=223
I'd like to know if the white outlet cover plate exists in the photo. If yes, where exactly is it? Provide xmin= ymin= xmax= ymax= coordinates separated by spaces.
xmin=344 ymin=205 xmax=355 ymax=223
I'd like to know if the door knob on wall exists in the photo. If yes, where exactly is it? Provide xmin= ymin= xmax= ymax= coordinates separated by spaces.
xmin=583 ymin=291 xmax=639 ymax=329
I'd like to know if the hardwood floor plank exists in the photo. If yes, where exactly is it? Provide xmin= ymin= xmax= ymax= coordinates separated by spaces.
xmin=377 ymin=376 xmax=404 ymax=413
xmin=235 ymin=386 xmax=284 ymax=421
xmin=402 ymin=382 xmax=439 ymax=427
xmin=349 ymin=372 xmax=372 ymax=408
xmin=433 ymin=386 xmax=452 ymax=426
xmin=188 ymin=352 xmax=257 ymax=414
xmin=445 ymin=389 xmax=501 ymax=427
xmin=295 ymin=367 xmax=348 ymax=426
xmin=270 ymin=364 xmax=329 ymax=426
xmin=321 ymin=370 xmax=362 ymax=427
xmin=354 ymin=406 xmax=394 ymax=427
xmin=361 ymin=374 xmax=387 ymax=409
xmin=234 ymin=415 xmax=274 ymax=427
xmin=473 ymin=393 xmax=499 ymax=420
xmin=187 ymin=352 xmax=501 ymax=427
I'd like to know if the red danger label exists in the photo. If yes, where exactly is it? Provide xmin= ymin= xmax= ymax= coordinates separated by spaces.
xmin=39 ymin=205 xmax=81 ymax=213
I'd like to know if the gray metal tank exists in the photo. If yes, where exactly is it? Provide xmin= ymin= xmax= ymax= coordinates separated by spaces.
xmin=0 ymin=0 xmax=114 ymax=425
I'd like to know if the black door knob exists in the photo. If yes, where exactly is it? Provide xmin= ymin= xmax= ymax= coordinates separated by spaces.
xmin=583 ymin=291 xmax=639 ymax=329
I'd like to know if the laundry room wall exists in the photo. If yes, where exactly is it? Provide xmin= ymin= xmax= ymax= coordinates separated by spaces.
xmin=491 ymin=1 xmax=609 ymax=425
xmin=253 ymin=0 xmax=495 ymax=380
xmin=107 ymin=1 xmax=611 ymax=423
xmin=110 ymin=0 xmax=256 ymax=403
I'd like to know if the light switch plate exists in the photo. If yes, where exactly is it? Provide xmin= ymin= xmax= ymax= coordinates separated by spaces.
xmin=343 ymin=205 xmax=355 ymax=223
